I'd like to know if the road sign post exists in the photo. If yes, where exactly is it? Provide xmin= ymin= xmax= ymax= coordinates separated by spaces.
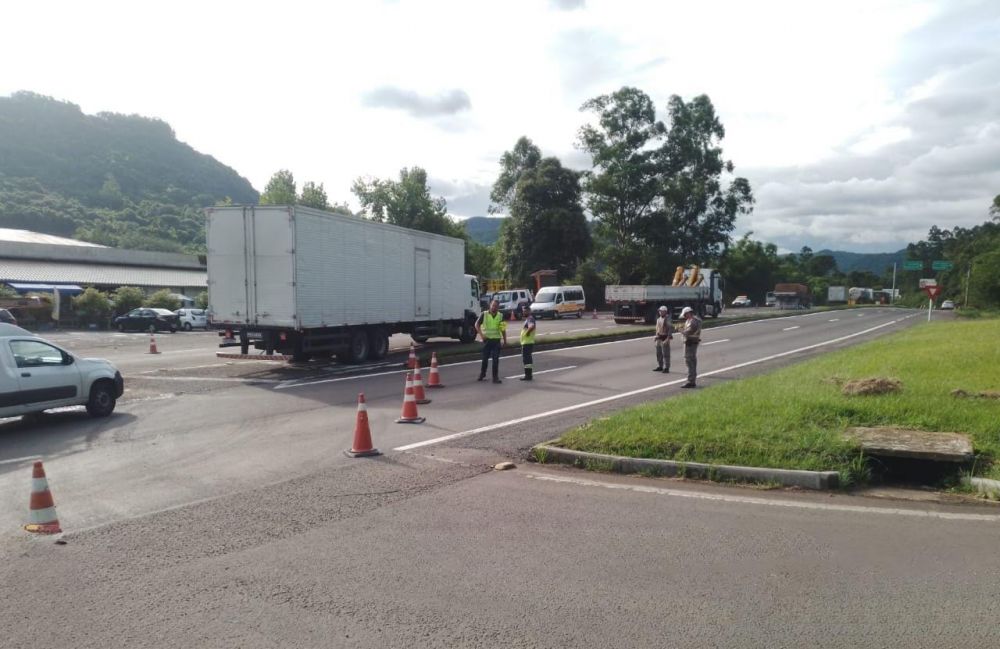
xmin=923 ymin=285 xmax=942 ymax=322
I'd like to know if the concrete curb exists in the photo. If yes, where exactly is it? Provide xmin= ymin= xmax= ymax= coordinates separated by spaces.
xmin=533 ymin=443 xmax=840 ymax=490
xmin=962 ymin=477 xmax=1000 ymax=498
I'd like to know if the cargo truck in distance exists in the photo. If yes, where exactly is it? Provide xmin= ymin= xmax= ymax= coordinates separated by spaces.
xmin=773 ymin=283 xmax=812 ymax=309
xmin=605 ymin=266 xmax=725 ymax=324
xmin=206 ymin=205 xmax=481 ymax=363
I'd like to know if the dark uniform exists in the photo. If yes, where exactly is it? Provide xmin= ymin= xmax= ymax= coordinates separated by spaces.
xmin=520 ymin=312 xmax=536 ymax=380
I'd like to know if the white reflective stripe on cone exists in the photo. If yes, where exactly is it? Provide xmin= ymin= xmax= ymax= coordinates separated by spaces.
xmin=30 ymin=506 xmax=58 ymax=524
xmin=32 ymin=478 xmax=50 ymax=492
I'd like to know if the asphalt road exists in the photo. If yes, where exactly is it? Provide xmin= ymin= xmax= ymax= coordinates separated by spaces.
xmin=3 ymin=307 xmax=993 ymax=648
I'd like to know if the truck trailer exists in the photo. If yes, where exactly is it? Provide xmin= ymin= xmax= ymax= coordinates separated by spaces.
xmin=605 ymin=267 xmax=725 ymax=324
xmin=206 ymin=205 xmax=480 ymax=362
xmin=773 ymin=283 xmax=812 ymax=309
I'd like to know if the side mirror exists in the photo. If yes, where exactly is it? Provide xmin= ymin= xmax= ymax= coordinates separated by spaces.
xmin=62 ymin=352 xmax=74 ymax=365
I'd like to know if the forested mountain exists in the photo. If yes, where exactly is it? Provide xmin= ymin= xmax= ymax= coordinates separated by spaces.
xmin=816 ymin=249 xmax=907 ymax=275
xmin=462 ymin=216 xmax=503 ymax=245
xmin=0 ymin=91 xmax=258 ymax=252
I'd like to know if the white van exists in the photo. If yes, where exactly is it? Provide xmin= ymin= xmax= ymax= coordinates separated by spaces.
xmin=530 ymin=285 xmax=586 ymax=319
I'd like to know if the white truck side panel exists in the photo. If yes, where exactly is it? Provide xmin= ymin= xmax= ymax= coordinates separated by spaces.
xmin=208 ymin=206 xmax=468 ymax=329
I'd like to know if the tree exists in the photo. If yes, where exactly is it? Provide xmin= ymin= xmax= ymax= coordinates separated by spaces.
xmin=145 ymin=288 xmax=181 ymax=311
xmin=466 ymin=239 xmax=498 ymax=280
xmin=498 ymin=157 xmax=592 ymax=285
xmin=651 ymin=94 xmax=754 ymax=277
xmin=299 ymin=181 xmax=329 ymax=210
xmin=991 ymin=193 xmax=1000 ymax=221
xmin=259 ymin=170 xmax=297 ymax=205
xmin=72 ymin=288 xmax=112 ymax=325
xmin=111 ymin=286 xmax=144 ymax=315
xmin=577 ymin=87 xmax=664 ymax=283
xmin=718 ymin=234 xmax=782 ymax=303
xmin=195 ymin=290 xmax=209 ymax=309
xmin=352 ymin=167 xmax=462 ymax=238
xmin=489 ymin=136 xmax=542 ymax=213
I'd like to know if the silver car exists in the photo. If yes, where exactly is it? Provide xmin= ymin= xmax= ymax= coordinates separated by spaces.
xmin=174 ymin=308 xmax=208 ymax=331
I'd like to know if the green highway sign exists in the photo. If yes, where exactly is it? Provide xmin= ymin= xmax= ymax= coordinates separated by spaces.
xmin=903 ymin=260 xmax=923 ymax=271
xmin=932 ymin=260 xmax=953 ymax=271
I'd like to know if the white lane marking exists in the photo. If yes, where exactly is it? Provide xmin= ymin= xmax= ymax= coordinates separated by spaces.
xmin=519 ymin=472 xmax=1000 ymax=523
xmin=504 ymin=365 xmax=577 ymax=380
xmin=127 ymin=375 xmax=282 ymax=384
xmin=782 ymin=326 xmax=800 ymax=331
xmin=574 ymin=327 xmax=600 ymax=333
xmin=858 ymin=313 xmax=865 ymax=317
xmin=702 ymin=339 xmax=729 ymax=346
xmin=829 ymin=318 xmax=840 ymax=322
xmin=0 ymin=455 xmax=42 ymax=466
xmin=393 ymin=314 xmax=918 ymax=451
xmin=279 ymin=310 xmax=911 ymax=390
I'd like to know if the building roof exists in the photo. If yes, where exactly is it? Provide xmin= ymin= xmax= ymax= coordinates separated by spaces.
xmin=0 ymin=259 xmax=206 ymax=288
xmin=0 ymin=228 xmax=107 ymax=247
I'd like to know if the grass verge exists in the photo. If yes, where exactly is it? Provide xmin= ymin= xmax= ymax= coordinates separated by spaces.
xmin=553 ymin=317 xmax=1000 ymax=485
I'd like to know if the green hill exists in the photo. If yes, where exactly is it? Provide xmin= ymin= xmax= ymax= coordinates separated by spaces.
xmin=0 ymin=91 xmax=258 ymax=252
xmin=463 ymin=216 xmax=504 ymax=245
xmin=817 ymin=249 xmax=908 ymax=275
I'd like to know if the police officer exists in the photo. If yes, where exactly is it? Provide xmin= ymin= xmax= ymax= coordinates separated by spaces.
xmin=653 ymin=305 xmax=672 ymax=372
xmin=678 ymin=306 xmax=701 ymax=388
xmin=519 ymin=304 xmax=536 ymax=381
xmin=476 ymin=299 xmax=507 ymax=383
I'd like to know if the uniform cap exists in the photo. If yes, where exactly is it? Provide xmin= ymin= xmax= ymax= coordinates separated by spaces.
xmin=680 ymin=307 xmax=694 ymax=316
xmin=658 ymin=306 xmax=668 ymax=313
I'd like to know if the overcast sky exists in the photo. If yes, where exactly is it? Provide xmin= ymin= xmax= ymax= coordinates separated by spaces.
xmin=3 ymin=0 xmax=998 ymax=253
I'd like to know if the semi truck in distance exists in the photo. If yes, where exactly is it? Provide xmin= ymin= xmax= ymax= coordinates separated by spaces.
xmin=773 ymin=283 xmax=812 ymax=309
xmin=605 ymin=266 xmax=725 ymax=324
xmin=206 ymin=205 xmax=480 ymax=362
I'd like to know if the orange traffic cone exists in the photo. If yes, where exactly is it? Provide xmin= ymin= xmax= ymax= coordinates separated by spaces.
xmin=406 ymin=343 xmax=417 ymax=369
xmin=24 ymin=461 xmax=62 ymax=535
xmin=427 ymin=352 xmax=444 ymax=388
xmin=412 ymin=362 xmax=431 ymax=405
xmin=396 ymin=372 xmax=425 ymax=424
xmin=345 ymin=393 xmax=380 ymax=457
xmin=148 ymin=333 xmax=160 ymax=354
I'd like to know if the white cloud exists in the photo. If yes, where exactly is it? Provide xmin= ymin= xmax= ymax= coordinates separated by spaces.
xmin=0 ymin=0 xmax=997 ymax=251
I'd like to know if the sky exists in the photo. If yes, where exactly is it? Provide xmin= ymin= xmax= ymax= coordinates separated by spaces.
xmin=2 ymin=0 xmax=998 ymax=253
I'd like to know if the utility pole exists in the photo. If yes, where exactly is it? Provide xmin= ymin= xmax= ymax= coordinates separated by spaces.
xmin=964 ymin=263 xmax=972 ymax=307
xmin=890 ymin=262 xmax=897 ymax=305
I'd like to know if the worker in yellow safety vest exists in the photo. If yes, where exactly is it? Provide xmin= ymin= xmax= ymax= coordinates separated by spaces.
xmin=476 ymin=299 xmax=507 ymax=383
xmin=519 ymin=304 xmax=536 ymax=381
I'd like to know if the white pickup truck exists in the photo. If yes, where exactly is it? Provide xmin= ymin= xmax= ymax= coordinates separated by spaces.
xmin=0 ymin=324 xmax=123 ymax=418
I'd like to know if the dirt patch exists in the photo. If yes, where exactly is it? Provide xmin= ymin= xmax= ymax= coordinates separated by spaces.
xmin=951 ymin=388 xmax=1000 ymax=400
xmin=841 ymin=377 xmax=902 ymax=396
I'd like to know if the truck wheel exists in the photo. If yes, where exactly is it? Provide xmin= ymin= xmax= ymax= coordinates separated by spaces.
xmin=458 ymin=323 xmax=476 ymax=344
xmin=346 ymin=329 xmax=369 ymax=363
xmin=368 ymin=328 xmax=389 ymax=360
xmin=86 ymin=382 xmax=117 ymax=418
xmin=412 ymin=335 xmax=429 ymax=344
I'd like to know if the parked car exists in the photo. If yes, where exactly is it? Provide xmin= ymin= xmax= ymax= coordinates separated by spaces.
xmin=479 ymin=292 xmax=493 ymax=311
xmin=0 ymin=323 xmax=123 ymax=417
xmin=940 ymin=299 xmax=955 ymax=310
xmin=114 ymin=308 xmax=179 ymax=332
xmin=731 ymin=295 xmax=752 ymax=307
xmin=0 ymin=308 xmax=16 ymax=325
xmin=175 ymin=308 xmax=208 ymax=331
xmin=492 ymin=288 xmax=534 ymax=319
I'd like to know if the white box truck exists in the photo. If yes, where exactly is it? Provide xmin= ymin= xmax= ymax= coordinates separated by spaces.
xmin=206 ymin=205 xmax=480 ymax=362
xmin=605 ymin=268 xmax=725 ymax=324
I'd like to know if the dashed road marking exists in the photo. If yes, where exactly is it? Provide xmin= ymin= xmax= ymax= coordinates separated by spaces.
xmin=504 ymin=365 xmax=577 ymax=380
xmin=782 ymin=326 xmax=800 ymax=331
xmin=702 ymin=339 xmax=730 ymax=346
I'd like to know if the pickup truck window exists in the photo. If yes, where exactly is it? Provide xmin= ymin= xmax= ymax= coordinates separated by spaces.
xmin=10 ymin=340 xmax=66 ymax=368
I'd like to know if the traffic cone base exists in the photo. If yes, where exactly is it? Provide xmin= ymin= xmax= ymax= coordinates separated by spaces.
xmin=427 ymin=352 xmax=445 ymax=388
xmin=24 ymin=461 xmax=62 ymax=535
xmin=346 ymin=393 xmax=381 ymax=458
xmin=396 ymin=372 xmax=425 ymax=424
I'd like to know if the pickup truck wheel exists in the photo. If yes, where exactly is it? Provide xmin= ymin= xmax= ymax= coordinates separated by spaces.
xmin=86 ymin=382 xmax=116 ymax=418
xmin=183 ymin=322 xmax=193 ymax=331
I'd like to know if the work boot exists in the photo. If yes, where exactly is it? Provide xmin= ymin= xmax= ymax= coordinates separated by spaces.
xmin=520 ymin=369 xmax=533 ymax=381
xmin=477 ymin=374 xmax=486 ymax=381
xmin=653 ymin=366 xmax=663 ymax=372
xmin=492 ymin=377 xmax=502 ymax=384
xmin=664 ymin=367 xmax=670 ymax=373
xmin=681 ymin=383 xmax=696 ymax=388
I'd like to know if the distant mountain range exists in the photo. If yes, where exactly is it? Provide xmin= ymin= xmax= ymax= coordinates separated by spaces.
xmin=463 ymin=216 xmax=504 ymax=245
xmin=816 ymin=249 xmax=908 ymax=275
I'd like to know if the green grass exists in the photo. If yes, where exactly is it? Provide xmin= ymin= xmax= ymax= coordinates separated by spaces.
xmin=554 ymin=318 xmax=1000 ymax=484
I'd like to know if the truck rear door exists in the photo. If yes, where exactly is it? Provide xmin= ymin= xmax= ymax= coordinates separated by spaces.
xmin=248 ymin=207 xmax=297 ymax=328
xmin=207 ymin=207 xmax=252 ymax=325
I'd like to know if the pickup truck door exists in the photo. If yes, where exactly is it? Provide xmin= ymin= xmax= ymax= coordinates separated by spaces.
xmin=9 ymin=339 xmax=82 ymax=410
